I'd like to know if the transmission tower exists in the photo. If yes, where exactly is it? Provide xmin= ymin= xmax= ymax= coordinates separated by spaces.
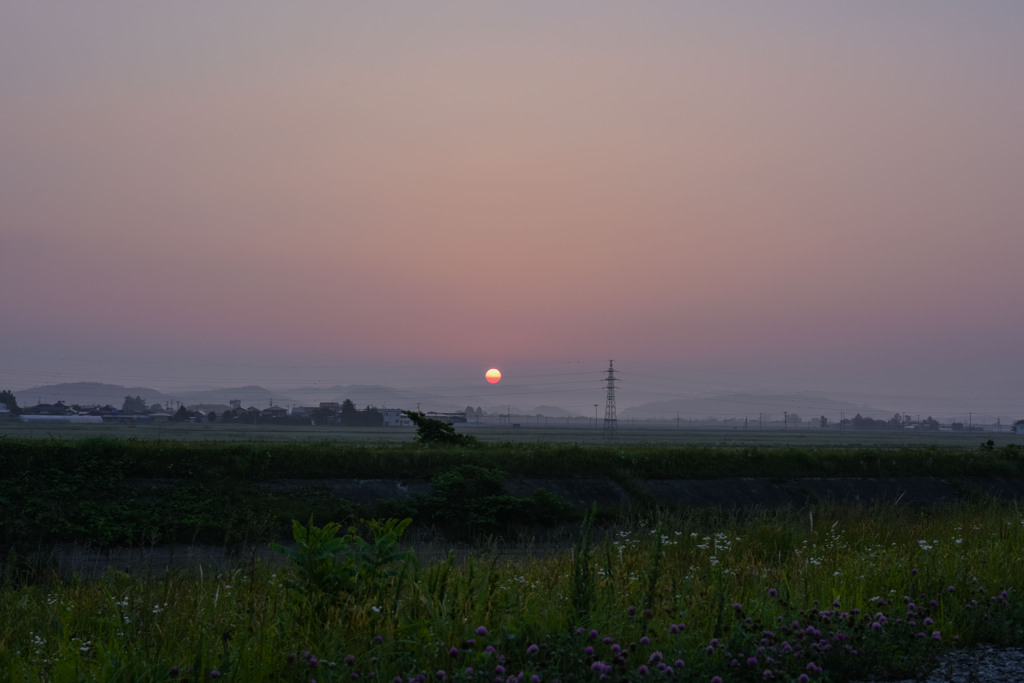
xmin=603 ymin=360 xmax=619 ymax=437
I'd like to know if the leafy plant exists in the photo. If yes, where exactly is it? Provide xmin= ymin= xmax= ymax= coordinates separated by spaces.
xmin=270 ymin=515 xmax=413 ymax=602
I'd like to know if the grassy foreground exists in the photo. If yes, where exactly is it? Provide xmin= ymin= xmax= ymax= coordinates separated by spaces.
xmin=3 ymin=436 xmax=1024 ymax=681
xmin=2 ymin=502 xmax=1024 ymax=682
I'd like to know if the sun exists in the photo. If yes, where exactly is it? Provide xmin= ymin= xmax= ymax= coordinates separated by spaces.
xmin=485 ymin=368 xmax=502 ymax=384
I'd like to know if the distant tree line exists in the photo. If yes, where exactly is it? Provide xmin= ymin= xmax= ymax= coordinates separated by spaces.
xmin=313 ymin=399 xmax=383 ymax=427
xmin=0 ymin=389 xmax=22 ymax=415
xmin=846 ymin=413 xmax=941 ymax=431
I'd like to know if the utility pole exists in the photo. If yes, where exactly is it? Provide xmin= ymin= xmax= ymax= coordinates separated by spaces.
xmin=593 ymin=404 xmax=598 ymax=428
xmin=603 ymin=360 xmax=619 ymax=438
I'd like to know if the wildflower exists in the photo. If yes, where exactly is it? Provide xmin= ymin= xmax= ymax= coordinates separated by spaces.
xmin=640 ymin=636 xmax=650 ymax=645
xmin=346 ymin=655 xmax=356 ymax=666
xmin=733 ymin=603 xmax=743 ymax=611
xmin=209 ymin=671 xmax=221 ymax=679
xmin=747 ymin=656 xmax=758 ymax=666
xmin=763 ymin=670 xmax=774 ymax=679
xmin=477 ymin=627 xmax=489 ymax=636
xmin=628 ymin=606 xmax=637 ymax=616
xmin=436 ymin=671 xmax=446 ymax=681
xmin=309 ymin=656 xmax=319 ymax=667
xmin=768 ymin=588 xmax=778 ymax=597
xmin=932 ymin=632 xmax=942 ymax=640
xmin=675 ymin=659 xmax=685 ymax=668
xmin=449 ymin=648 xmax=459 ymax=658
xmin=712 ymin=677 xmax=724 ymax=683
xmin=584 ymin=646 xmax=594 ymax=656
xmin=637 ymin=665 xmax=649 ymax=675
xmin=871 ymin=622 xmax=882 ymax=631
xmin=589 ymin=630 xmax=599 ymax=640
xmin=527 ymin=644 xmax=539 ymax=656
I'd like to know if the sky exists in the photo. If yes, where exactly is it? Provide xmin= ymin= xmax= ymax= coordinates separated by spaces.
xmin=2 ymin=2 xmax=1023 ymax=418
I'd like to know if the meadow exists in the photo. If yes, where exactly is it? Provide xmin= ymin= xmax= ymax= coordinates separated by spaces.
xmin=2 ymin=431 xmax=1024 ymax=681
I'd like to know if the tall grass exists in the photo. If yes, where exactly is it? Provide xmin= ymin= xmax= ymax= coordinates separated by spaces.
xmin=3 ymin=500 xmax=1024 ymax=681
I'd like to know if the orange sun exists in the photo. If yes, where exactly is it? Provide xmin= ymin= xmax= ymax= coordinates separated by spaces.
xmin=485 ymin=368 xmax=502 ymax=384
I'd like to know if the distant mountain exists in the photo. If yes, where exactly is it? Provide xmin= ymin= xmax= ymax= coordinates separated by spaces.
xmin=285 ymin=384 xmax=451 ymax=409
xmin=621 ymin=392 xmax=886 ymax=422
xmin=173 ymin=385 xmax=292 ymax=408
xmin=15 ymin=382 xmax=171 ymax=408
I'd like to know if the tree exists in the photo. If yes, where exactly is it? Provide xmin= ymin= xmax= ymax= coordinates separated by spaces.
xmin=339 ymin=399 xmax=359 ymax=427
xmin=122 ymin=395 xmax=148 ymax=412
xmin=403 ymin=411 xmax=477 ymax=446
xmin=208 ymin=410 xmax=218 ymax=423
xmin=819 ymin=416 xmax=828 ymax=428
xmin=0 ymin=389 xmax=21 ymax=415
xmin=172 ymin=405 xmax=190 ymax=422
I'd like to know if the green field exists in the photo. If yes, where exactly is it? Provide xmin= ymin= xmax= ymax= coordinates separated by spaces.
xmin=2 ymin=431 xmax=1024 ymax=681
xmin=5 ymin=419 xmax=1022 ymax=447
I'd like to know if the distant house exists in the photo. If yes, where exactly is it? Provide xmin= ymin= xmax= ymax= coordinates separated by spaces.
xmin=1016 ymin=421 xmax=1024 ymax=435
xmin=27 ymin=401 xmax=73 ymax=416
xmin=261 ymin=405 xmax=288 ymax=420
xmin=380 ymin=408 xmax=412 ymax=427
xmin=291 ymin=406 xmax=315 ymax=419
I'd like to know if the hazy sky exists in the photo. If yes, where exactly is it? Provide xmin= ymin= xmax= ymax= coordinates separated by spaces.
xmin=2 ymin=2 xmax=1023 ymax=415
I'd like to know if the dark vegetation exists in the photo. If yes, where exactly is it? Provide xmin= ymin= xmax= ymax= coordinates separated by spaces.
xmin=1 ymin=435 xmax=1023 ymax=551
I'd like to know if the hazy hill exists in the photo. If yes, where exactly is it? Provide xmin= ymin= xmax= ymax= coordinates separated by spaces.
xmin=15 ymin=382 xmax=171 ymax=408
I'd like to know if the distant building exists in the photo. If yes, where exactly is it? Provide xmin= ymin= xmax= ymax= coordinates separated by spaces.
xmin=380 ymin=408 xmax=412 ymax=427
xmin=426 ymin=411 xmax=468 ymax=424
xmin=261 ymin=405 xmax=288 ymax=420
xmin=27 ymin=401 xmax=73 ymax=416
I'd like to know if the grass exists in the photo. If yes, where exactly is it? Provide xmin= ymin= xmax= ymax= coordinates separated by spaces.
xmin=3 ymin=435 xmax=1024 ymax=680
xmin=2 ymin=502 xmax=1024 ymax=681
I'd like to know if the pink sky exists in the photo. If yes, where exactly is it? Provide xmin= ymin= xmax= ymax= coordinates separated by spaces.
xmin=2 ymin=2 xmax=1023 ymax=416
